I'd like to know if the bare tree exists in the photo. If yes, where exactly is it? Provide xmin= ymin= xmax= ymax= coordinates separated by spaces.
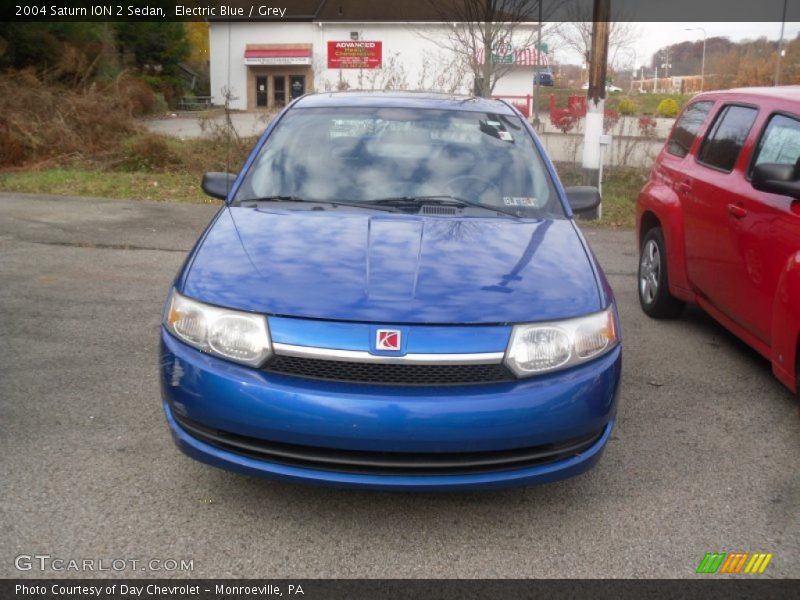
xmin=424 ymin=0 xmax=565 ymax=97
xmin=417 ymin=53 xmax=471 ymax=93
xmin=556 ymin=3 xmax=640 ymax=79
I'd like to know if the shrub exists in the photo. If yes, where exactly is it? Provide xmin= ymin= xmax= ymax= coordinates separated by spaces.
xmin=551 ymin=114 xmax=578 ymax=134
xmin=0 ymin=121 xmax=27 ymax=166
xmin=617 ymin=98 xmax=637 ymax=116
xmin=140 ymin=74 xmax=183 ymax=108
xmin=638 ymin=116 xmax=657 ymax=137
xmin=118 ymin=76 xmax=156 ymax=116
xmin=0 ymin=69 xmax=139 ymax=167
xmin=656 ymin=98 xmax=680 ymax=118
xmin=603 ymin=109 xmax=620 ymax=133
xmin=117 ymin=133 xmax=180 ymax=171
xmin=152 ymin=93 xmax=169 ymax=115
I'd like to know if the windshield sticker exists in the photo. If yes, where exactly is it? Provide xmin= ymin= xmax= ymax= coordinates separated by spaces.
xmin=503 ymin=197 xmax=538 ymax=207
xmin=479 ymin=119 xmax=515 ymax=143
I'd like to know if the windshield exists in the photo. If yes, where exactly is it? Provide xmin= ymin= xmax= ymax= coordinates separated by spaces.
xmin=234 ymin=106 xmax=564 ymax=218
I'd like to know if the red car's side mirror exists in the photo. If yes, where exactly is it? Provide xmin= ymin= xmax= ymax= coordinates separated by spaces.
xmin=752 ymin=163 xmax=800 ymax=200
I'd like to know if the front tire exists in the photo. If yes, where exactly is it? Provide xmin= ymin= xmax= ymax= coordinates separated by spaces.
xmin=638 ymin=227 xmax=684 ymax=318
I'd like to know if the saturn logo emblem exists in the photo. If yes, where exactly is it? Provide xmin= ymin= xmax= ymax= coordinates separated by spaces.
xmin=376 ymin=329 xmax=401 ymax=351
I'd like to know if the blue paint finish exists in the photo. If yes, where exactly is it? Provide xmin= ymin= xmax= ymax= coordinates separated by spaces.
xmin=165 ymin=400 xmax=614 ymax=491
xmin=366 ymin=217 xmax=424 ymax=300
xmin=268 ymin=316 xmax=511 ymax=353
xmin=180 ymin=209 xmax=603 ymax=324
xmin=293 ymin=91 xmax=518 ymax=115
xmin=160 ymin=328 xmax=620 ymax=454
xmin=162 ymin=92 xmax=622 ymax=489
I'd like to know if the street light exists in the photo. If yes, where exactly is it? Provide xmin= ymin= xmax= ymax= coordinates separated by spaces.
xmin=684 ymin=27 xmax=707 ymax=92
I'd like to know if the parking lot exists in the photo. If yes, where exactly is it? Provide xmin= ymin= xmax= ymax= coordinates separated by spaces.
xmin=0 ymin=192 xmax=797 ymax=578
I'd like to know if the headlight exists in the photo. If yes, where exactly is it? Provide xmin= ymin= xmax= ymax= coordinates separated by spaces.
xmin=164 ymin=289 xmax=272 ymax=367
xmin=505 ymin=307 xmax=618 ymax=377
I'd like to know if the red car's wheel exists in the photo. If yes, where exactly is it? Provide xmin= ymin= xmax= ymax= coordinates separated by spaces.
xmin=638 ymin=227 xmax=684 ymax=318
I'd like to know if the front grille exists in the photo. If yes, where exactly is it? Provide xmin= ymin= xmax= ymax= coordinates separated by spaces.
xmin=174 ymin=413 xmax=604 ymax=475
xmin=262 ymin=354 xmax=515 ymax=385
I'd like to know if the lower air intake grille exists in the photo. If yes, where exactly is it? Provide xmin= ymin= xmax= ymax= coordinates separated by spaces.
xmin=262 ymin=355 xmax=515 ymax=385
xmin=173 ymin=413 xmax=605 ymax=475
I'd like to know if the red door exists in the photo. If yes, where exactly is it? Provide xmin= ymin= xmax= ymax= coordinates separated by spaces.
xmin=684 ymin=104 xmax=759 ymax=309
xmin=680 ymin=161 xmax=725 ymax=301
xmin=722 ymin=112 xmax=800 ymax=344
xmin=658 ymin=100 xmax=716 ymax=296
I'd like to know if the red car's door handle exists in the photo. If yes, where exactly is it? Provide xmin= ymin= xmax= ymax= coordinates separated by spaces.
xmin=727 ymin=203 xmax=748 ymax=219
xmin=677 ymin=181 xmax=692 ymax=194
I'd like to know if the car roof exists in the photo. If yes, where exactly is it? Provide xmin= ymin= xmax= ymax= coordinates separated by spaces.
xmin=693 ymin=86 xmax=800 ymax=105
xmin=292 ymin=90 xmax=518 ymax=115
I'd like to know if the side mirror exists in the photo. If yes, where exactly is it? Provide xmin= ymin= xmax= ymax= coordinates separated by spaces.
xmin=564 ymin=186 xmax=601 ymax=214
xmin=752 ymin=163 xmax=800 ymax=200
xmin=202 ymin=172 xmax=237 ymax=200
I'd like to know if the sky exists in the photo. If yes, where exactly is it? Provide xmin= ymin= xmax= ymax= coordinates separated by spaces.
xmin=552 ymin=21 xmax=800 ymax=68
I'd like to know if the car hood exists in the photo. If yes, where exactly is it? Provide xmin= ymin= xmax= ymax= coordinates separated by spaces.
xmin=181 ymin=207 xmax=602 ymax=324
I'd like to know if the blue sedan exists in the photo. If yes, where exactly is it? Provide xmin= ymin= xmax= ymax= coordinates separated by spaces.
xmin=160 ymin=91 xmax=621 ymax=490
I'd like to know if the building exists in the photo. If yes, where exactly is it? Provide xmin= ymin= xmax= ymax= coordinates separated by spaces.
xmin=208 ymin=20 xmax=549 ymax=112
xmin=635 ymin=74 xmax=705 ymax=94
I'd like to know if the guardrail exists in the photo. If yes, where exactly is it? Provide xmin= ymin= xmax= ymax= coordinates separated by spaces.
xmin=178 ymin=96 xmax=213 ymax=111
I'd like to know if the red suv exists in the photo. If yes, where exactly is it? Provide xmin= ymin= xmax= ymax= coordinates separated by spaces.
xmin=637 ymin=87 xmax=800 ymax=393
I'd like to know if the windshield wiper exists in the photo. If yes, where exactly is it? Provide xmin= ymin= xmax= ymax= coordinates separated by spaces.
xmin=242 ymin=196 xmax=398 ymax=212
xmin=366 ymin=195 xmax=521 ymax=218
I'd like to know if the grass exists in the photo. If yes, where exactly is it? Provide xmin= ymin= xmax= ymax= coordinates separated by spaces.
xmin=534 ymin=87 xmax=691 ymax=117
xmin=556 ymin=165 xmax=647 ymax=228
xmin=0 ymin=168 xmax=212 ymax=203
xmin=0 ymin=130 xmax=257 ymax=204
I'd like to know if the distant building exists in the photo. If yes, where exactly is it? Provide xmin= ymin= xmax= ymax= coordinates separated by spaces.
xmin=208 ymin=21 xmax=549 ymax=112
xmin=636 ymin=74 xmax=704 ymax=94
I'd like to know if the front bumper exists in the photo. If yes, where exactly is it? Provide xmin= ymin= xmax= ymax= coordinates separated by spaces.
xmin=160 ymin=327 xmax=621 ymax=490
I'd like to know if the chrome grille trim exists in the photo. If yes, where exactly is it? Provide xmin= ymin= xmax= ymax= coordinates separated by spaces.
xmin=272 ymin=342 xmax=505 ymax=365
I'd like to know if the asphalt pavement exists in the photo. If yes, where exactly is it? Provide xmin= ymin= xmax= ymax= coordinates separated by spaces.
xmin=0 ymin=193 xmax=797 ymax=578
xmin=142 ymin=111 xmax=273 ymax=139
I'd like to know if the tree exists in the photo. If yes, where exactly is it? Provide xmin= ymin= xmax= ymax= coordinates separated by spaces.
xmin=555 ymin=3 xmax=639 ymax=81
xmin=424 ymin=0 xmax=565 ymax=97
xmin=184 ymin=22 xmax=209 ymax=66
xmin=680 ymin=35 xmax=800 ymax=90
xmin=0 ymin=23 xmax=108 ymax=77
xmin=648 ymin=37 xmax=731 ymax=76
xmin=115 ymin=22 xmax=189 ymax=76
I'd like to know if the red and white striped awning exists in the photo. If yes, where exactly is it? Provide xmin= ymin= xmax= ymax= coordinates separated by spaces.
xmin=474 ymin=47 xmax=549 ymax=67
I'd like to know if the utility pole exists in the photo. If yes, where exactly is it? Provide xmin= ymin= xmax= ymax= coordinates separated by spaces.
xmin=581 ymin=0 xmax=610 ymax=196
xmin=775 ymin=0 xmax=788 ymax=86
xmin=533 ymin=0 xmax=543 ymax=128
xmin=660 ymin=48 xmax=672 ymax=91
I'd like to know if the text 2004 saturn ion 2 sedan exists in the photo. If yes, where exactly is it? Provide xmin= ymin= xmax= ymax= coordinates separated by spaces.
xmin=160 ymin=91 xmax=621 ymax=490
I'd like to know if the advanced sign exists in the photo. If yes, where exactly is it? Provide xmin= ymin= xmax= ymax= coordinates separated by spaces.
xmin=327 ymin=41 xmax=382 ymax=69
